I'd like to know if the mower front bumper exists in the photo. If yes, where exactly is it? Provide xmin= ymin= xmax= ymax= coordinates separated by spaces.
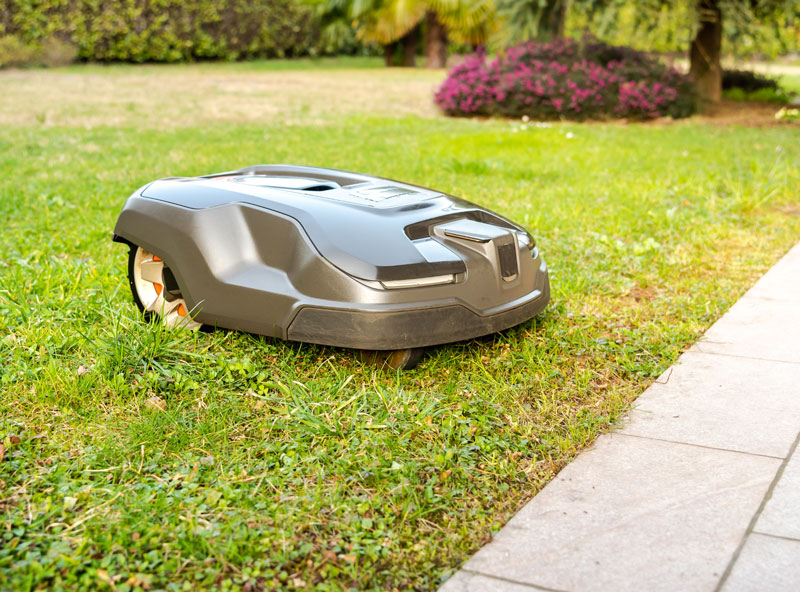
xmin=287 ymin=269 xmax=550 ymax=350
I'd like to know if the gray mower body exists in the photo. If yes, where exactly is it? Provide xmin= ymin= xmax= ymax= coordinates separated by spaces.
xmin=113 ymin=165 xmax=550 ymax=350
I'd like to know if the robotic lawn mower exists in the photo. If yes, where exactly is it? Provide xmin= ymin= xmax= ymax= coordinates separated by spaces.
xmin=113 ymin=165 xmax=550 ymax=369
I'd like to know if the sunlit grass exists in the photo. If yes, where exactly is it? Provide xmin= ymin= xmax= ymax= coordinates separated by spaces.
xmin=779 ymin=73 xmax=800 ymax=93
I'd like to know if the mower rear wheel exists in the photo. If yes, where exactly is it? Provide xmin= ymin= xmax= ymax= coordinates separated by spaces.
xmin=127 ymin=245 xmax=201 ymax=330
xmin=359 ymin=348 xmax=425 ymax=371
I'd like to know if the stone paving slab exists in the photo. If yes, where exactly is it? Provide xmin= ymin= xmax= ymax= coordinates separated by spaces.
xmin=721 ymin=533 xmax=800 ymax=592
xmin=691 ymin=242 xmax=800 ymax=364
xmin=754 ymin=443 xmax=800 ymax=540
xmin=741 ymin=245 xmax=800 ymax=303
xmin=691 ymin=296 xmax=800 ymax=364
xmin=622 ymin=351 xmax=800 ymax=458
xmin=459 ymin=435 xmax=779 ymax=592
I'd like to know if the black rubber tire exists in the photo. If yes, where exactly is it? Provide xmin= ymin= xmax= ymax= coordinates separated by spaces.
xmin=127 ymin=245 xmax=150 ymax=317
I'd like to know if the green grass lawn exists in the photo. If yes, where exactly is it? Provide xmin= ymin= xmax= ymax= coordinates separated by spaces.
xmin=780 ymin=73 xmax=800 ymax=94
xmin=1 ymin=61 xmax=800 ymax=591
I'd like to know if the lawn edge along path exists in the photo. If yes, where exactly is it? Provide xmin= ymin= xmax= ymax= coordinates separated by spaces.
xmin=441 ymin=241 xmax=800 ymax=592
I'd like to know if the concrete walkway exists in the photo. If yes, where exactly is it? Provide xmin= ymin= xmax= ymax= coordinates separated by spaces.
xmin=441 ymin=243 xmax=800 ymax=592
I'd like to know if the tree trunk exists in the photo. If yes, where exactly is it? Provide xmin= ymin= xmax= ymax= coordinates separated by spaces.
xmin=424 ymin=12 xmax=448 ymax=69
xmin=689 ymin=0 xmax=722 ymax=105
xmin=401 ymin=27 xmax=418 ymax=67
xmin=383 ymin=44 xmax=394 ymax=67
xmin=547 ymin=0 xmax=568 ymax=39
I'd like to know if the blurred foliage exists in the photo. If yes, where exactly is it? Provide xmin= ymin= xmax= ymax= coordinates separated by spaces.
xmin=564 ymin=0 xmax=800 ymax=59
xmin=493 ymin=0 xmax=568 ymax=48
xmin=723 ymin=84 xmax=794 ymax=102
xmin=0 ymin=34 xmax=79 ymax=68
xmin=2 ymin=0 xmax=798 ymax=65
xmin=775 ymin=105 xmax=800 ymax=119
xmin=312 ymin=0 xmax=496 ymax=47
xmin=0 ymin=33 xmax=39 ymax=67
xmin=722 ymin=68 xmax=780 ymax=91
xmin=37 ymin=35 xmax=79 ymax=66
xmin=722 ymin=69 xmax=796 ymax=103
xmin=0 ymin=0 xmax=368 ymax=64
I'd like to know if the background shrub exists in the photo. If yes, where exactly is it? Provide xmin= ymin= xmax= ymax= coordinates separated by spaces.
xmin=0 ymin=34 xmax=78 ymax=68
xmin=721 ymin=69 xmax=794 ymax=104
xmin=39 ymin=37 xmax=78 ymax=67
xmin=0 ymin=0 xmax=355 ymax=64
xmin=435 ymin=37 xmax=696 ymax=121
xmin=0 ymin=34 xmax=38 ymax=67
xmin=722 ymin=69 xmax=779 ymax=92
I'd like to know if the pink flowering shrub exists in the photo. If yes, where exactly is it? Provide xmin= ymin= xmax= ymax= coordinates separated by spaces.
xmin=435 ymin=37 xmax=695 ymax=120
xmin=433 ymin=49 xmax=499 ymax=115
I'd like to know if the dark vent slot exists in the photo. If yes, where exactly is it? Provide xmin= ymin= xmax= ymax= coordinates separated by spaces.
xmin=497 ymin=243 xmax=518 ymax=279
xmin=231 ymin=176 xmax=340 ymax=191
xmin=303 ymin=184 xmax=336 ymax=192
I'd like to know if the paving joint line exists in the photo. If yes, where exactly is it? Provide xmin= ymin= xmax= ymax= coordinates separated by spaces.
xmin=460 ymin=569 xmax=569 ymax=592
xmin=750 ymin=531 xmax=800 ymax=544
xmin=688 ymin=348 xmax=800 ymax=367
xmin=741 ymin=295 xmax=798 ymax=303
xmin=714 ymin=428 xmax=800 ymax=591
xmin=612 ymin=432 xmax=785 ymax=461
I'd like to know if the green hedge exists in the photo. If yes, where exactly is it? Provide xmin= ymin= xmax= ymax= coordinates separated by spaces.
xmin=1 ymin=0 xmax=336 ymax=63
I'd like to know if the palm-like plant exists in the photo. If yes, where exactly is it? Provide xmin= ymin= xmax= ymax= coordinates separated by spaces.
xmin=494 ymin=0 xmax=569 ymax=47
xmin=315 ymin=0 xmax=495 ymax=67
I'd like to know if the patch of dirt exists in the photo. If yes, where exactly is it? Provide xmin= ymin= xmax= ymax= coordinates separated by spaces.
xmin=0 ymin=67 xmax=447 ymax=129
xmin=625 ymin=285 xmax=658 ymax=303
xmin=600 ymin=99 xmax=796 ymax=128
xmin=776 ymin=204 xmax=800 ymax=217
xmin=690 ymin=99 xmax=794 ymax=128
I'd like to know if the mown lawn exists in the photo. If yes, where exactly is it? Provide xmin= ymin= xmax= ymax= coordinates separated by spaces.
xmin=1 ymin=60 xmax=799 ymax=591
xmin=780 ymin=73 xmax=800 ymax=93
